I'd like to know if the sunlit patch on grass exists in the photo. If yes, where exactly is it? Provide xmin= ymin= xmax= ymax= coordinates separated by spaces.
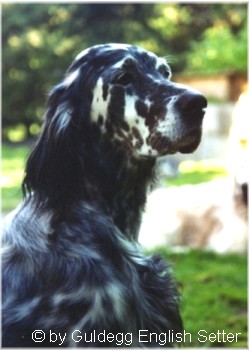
xmin=166 ymin=159 xmax=228 ymax=187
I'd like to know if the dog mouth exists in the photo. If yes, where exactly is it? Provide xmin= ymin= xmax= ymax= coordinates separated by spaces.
xmin=129 ymin=128 xmax=203 ymax=161
xmin=150 ymin=124 xmax=203 ymax=156
xmin=178 ymin=130 xmax=202 ymax=153
xmin=150 ymin=104 xmax=206 ymax=156
xmin=176 ymin=109 xmax=205 ymax=154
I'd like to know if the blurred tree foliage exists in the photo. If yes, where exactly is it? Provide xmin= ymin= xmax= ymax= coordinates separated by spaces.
xmin=2 ymin=3 xmax=247 ymax=141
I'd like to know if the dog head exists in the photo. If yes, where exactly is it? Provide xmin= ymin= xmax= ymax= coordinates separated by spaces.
xmin=23 ymin=44 xmax=207 ymax=199
xmin=56 ymin=43 xmax=207 ymax=158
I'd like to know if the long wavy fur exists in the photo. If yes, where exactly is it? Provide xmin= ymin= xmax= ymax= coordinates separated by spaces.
xmin=2 ymin=44 xmax=185 ymax=347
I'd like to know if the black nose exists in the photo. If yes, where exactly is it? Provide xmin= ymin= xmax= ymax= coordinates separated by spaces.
xmin=177 ymin=92 xmax=207 ymax=114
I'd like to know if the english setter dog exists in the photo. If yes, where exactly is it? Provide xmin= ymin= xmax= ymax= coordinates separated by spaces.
xmin=2 ymin=43 xmax=207 ymax=347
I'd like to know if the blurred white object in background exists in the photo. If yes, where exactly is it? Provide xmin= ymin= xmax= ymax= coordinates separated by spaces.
xmin=139 ymin=178 xmax=248 ymax=253
xmin=227 ymin=90 xmax=249 ymax=204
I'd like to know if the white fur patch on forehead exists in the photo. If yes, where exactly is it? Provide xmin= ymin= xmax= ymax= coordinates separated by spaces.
xmin=75 ymin=43 xmax=130 ymax=61
xmin=102 ymin=43 xmax=130 ymax=51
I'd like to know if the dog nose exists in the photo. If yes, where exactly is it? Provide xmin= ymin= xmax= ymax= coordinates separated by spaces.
xmin=177 ymin=92 xmax=207 ymax=114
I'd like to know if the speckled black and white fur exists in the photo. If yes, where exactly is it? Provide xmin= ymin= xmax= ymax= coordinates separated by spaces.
xmin=2 ymin=43 xmax=207 ymax=347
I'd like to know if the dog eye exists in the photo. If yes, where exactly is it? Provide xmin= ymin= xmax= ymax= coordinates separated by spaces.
xmin=162 ymin=69 xmax=171 ymax=79
xmin=159 ymin=66 xmax=171 ymax=80
xmin=114 ymin=73 xmax=133 ymax=86
xmin=165 ymin=72 xmax=170 ymax=79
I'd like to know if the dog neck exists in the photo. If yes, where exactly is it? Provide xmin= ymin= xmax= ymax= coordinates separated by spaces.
xmin=23 ymin=126 xmax=156 ymax=241
xmin=82 ymin=137 xmax=157 ymax=241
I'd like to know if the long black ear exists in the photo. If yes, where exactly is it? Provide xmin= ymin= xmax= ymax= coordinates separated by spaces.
xmin=22 ymin=71 xmax=92 ymax=204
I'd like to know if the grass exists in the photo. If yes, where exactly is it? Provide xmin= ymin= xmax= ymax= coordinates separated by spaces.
xmin=166 ymin=159 xmax=228 ymax=187
xmin=2 ymin=143 xmax=30 ymax=212
xmin=1 ymin=143 xmax=247 ymax=347
xmin=153 ymin=249 xmax=248 ymax=348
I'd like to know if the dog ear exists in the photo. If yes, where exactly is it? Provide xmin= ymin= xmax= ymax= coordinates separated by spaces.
xmin=22 ymin=76 xmax=89 ymax=203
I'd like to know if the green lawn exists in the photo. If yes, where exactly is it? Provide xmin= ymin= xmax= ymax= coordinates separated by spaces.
xmin=154 ymin=249 xmax=248 ymax=348
xmin=2 ymin=143 xmax=30 ymax=212
xmin=1 ymin=143 xmax=247 ymax=347
xmin=166 ymin=159 xmax=228 ymax=187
